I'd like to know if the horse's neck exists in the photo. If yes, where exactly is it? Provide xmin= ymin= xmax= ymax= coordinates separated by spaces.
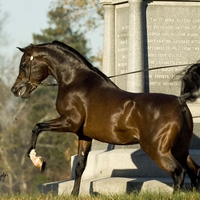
xmin=39 ymin=46 xmax=117 ymax=89
xmin=45 ymin=51 xmax=88 ymax=85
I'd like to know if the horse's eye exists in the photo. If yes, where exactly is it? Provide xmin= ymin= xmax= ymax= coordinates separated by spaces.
xmin=20 ymin=63 xmax=26 ymax=69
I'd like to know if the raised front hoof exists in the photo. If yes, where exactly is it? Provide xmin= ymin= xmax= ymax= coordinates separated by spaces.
xmin=40 ymin=159 xmax=46 ymax=172
xmin=35 ymin=157 xmax=46 ymax=172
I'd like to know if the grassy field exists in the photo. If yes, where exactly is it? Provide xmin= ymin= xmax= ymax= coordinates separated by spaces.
xmin=1 ymin=191 xmax=200 ymax=200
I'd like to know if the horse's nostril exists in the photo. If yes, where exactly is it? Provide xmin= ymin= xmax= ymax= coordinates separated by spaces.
xmin=11 ymin=87 xmax=15 ymax=94
xmin=11 ymin=87 xmax=18 ymax=96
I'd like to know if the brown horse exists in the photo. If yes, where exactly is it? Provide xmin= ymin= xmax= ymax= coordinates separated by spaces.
xmin=11 ymin=41 xmax=200 ymax=195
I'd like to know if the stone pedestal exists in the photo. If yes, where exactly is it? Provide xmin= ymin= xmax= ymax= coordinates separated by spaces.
xmin=127 ymin=0 xmax=145 ymax=92
xmin=101 ymin=0 xmax=145 ymax=92
xmin=102 ymin=4 xmax=115 ymax=77
xmin=39 ymin=149 xmax=200 ymax=195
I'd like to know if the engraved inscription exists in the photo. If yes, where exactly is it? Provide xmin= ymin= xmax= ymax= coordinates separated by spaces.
xmin=115 ymin=5 xmax=129 ymax=89
xmin=115 ymin=3 xmax=200 ymax=94
xmin=146 ymin=4 xmax=200 ymax=94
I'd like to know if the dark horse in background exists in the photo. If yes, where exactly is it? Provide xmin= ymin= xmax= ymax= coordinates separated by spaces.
xmin=11 ymin=41 xmax=200 ymax=195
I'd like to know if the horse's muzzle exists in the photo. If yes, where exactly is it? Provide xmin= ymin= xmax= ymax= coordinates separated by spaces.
xmin=11 ymin=83 xmax=31 ymax=99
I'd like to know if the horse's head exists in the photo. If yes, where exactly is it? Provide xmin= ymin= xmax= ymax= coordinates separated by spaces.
xmin=11 ymin=45 xmax=49 ymax=99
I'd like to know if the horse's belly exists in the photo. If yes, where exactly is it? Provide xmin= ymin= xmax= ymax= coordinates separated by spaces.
xmin=84 ymin=125 xmax=140 ymax=145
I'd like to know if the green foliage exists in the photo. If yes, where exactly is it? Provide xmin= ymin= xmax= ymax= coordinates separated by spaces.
xmin=53 ymin=0 xmax=104 ymax=32
xmin=33 ymin=0 xmax=104 ymax=64
xmin=33 ymin=0 xmax=91 ymax=59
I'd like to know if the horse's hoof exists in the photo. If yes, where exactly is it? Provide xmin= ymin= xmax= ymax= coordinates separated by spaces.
xmin=34 ymin=156 xmax=46 ymax=172
xmin=40 ymin=160 xmax=46 ymax=172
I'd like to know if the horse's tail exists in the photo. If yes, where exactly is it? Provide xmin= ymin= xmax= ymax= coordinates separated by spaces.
xmin=179 ymin=63 xmax=200 ymax=103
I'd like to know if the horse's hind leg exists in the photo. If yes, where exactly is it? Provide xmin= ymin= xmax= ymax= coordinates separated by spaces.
xmin=186 ymin=155 xmax=200 ymax=189
xmin=153 ymin=153 xmax=186 ymax=191
xmin=173 ymin=152 xmax=200 ymax=190
xmin=141 ymin=144 xmax=186 ymax=191
xmin=71 ymin=136 xmax=92 ymax=196
xmin=171 ymin=123 xmax=200 ymax=189
xmin=171 ymin=162 xmax=186 ymax=191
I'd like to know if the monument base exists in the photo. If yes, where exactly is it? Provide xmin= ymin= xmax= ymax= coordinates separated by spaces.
xmin=71 ymin=149 xmax=168 ymax=180
xmin=38 ymin=177 xmax=175 ymax=195
xmin=38 ymin=149 xmax=200 ymax=195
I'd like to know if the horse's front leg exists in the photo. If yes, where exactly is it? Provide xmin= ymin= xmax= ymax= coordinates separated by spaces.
xmin=27 ymin=123 xmax=47 ymax=172
xmin=27 ymin=116 xmax=75 ymax=171
xmin=71 ymin=137 xmax=92 ymax=196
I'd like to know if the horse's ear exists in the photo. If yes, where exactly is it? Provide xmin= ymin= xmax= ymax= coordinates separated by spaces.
xmin=17 ymin=47 xmax=25 ymax=52
xmin=17 ymin=46 xmax=33 ymax=55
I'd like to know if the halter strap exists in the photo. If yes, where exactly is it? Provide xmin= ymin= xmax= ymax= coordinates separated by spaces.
xmin=17 ymin=73 xmax=39 ymax=89
xmin=17 ymin=55 xmax=40 ymax=88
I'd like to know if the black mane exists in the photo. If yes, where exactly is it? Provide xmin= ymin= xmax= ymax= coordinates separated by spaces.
xmin=51 ymin=41 xmax=113 ymax=84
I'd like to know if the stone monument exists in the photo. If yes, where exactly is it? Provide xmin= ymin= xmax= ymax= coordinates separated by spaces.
xmin=39 ymin=0 xmax=200 ymax=195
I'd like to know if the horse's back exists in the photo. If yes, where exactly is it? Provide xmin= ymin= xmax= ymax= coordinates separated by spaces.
xmin=83 ymin=88 xmax=189 ymax=145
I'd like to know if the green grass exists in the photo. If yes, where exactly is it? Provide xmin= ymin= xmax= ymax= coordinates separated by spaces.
xmin=1 ymin=191 xmax=200 ymax=200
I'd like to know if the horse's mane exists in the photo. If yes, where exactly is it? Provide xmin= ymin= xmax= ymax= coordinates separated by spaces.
xmin=49 ymin=40 xmax=113 ymax=84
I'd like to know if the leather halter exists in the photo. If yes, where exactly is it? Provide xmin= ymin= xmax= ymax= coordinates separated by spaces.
xmin=17 ymin=55 xmax=40 ymax=89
